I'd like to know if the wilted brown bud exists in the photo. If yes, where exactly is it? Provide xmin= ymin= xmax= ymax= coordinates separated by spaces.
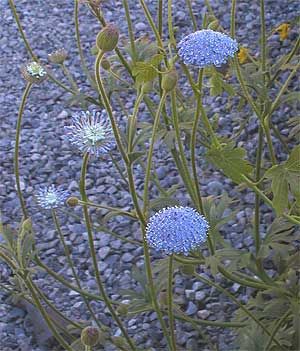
xmin=48 ymin=48 xmax=68 ymax=64
xmin=81 ymin=326 xmax=101 ymax=347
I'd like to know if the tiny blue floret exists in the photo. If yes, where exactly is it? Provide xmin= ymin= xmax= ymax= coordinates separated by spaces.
xmin=36 ymin=185 xmax=69 ymax=209
xmin=64 ymin=110 xmax=114 ymax=156
xmin=146 ymin=206 xmax=209 ymax=255
xmin=178 ymin=29 xmax=238 ymax=68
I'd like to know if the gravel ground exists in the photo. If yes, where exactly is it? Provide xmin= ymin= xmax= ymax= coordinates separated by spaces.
xmin=0 ymin=0 xmax=299 ymax=350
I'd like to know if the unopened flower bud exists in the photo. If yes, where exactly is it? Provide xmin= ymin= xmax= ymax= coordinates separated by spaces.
xmin=208 ymin=20 xmax=219 ymax=30
xmin=81 ymin=326 xmax=101 ymax=347
xmin=21 ymin=61 xmax=47 ymax=84
xmin=48 ymin=48 xmax=68 ymax=64
xmin=141 ymin=81 xmax=153 ymax=94
xmin=162 ymin=69 xmax=178 ymax=92
xmin=22 ymin=218 xmax=32 ymax=232
xmin=96 ymin=24 xmax=119 ymax=52
xmin=66 ymin=197 xmax=79 ymax=207
xmin=101 ymin=57 xmax=111 ymax=70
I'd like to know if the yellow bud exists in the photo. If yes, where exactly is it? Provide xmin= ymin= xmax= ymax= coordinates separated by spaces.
xmin=275 ymin=23 xmax=290 ymax=41
xmin=237 ymin=47 xmax=249 ymax=64
xmin=66 ymin=197 xmax=79 ymax=207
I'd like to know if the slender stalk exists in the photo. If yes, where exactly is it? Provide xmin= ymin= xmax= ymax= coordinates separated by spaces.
xmin=168 ymin=255 xmax=177 ymax=350
xmin=128 ymin=90 xmax=144 ymax=152
xmin=24 ymin=277 xmax=73 ymax=350
xmin=122 ymin=0 xmax=137 ymax=61
xmin=14 ymin=83 xmax=32 ymax=219
xmin=194 ymin=272 xmax=284 ymax=350
xmin=143 ymin=92 xmax=167 ymax=212
xmin=74 ymin=0 xmax=95 ymax=87
xmin=190 ymin=70 xmax=205 ymax=214
xmin=260 ymin=0 xmax=267 ymax=77
xmin=95 ymin=51 xmax=129 ymax=164
xmin=78 ymin=200 xmax=136 ymax=219
xmin=254 ymin=126 xmax=263 ymax=253
xmin=79 ymin=153 xmax=135 ymax=350
xmin=61 ymin=63 xmax=80 ymax=92
xmin=230 ymin=0 xmax=236 ymax=38
xmin=185 ymin=0 xmax=197 ymax=31
xmin=52 ymin=210 xmax=101 ymax=328
xmin=158 ymin=0 xmax=163 ymax=37
xmin=167 ymin=0 xmax=176 ymax=45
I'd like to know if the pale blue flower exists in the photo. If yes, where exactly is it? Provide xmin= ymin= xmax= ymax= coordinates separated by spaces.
xmin=178 ymin=29 xmax=238 ymax=68
xmin=65 ymin=110 xmax=114 ymax=156
xmin=146 ymin=206 xmax=209 ymax=255
xmin=36 ymin=185 xmax=69 ymax=209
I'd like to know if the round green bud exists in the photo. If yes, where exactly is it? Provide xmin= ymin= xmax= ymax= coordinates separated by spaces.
xmin=96 ymin=24 xmax=119 ymax=52
xmin=208 ymin=20 xmax=219 ymax=30
xmin=141 ymin=81 xmax=153 ymax=94
xmin=180 ymin=264 xmax=195 ymax=275
xmin=162 ymin=69 xmax=178 ymax=92
xmin=22 ymin=218 xmax=32 ymax=232
xmin=81 ymin=326 xmax=101 ymax=347
xmin=101 ymin=57 xmax=111 ymax=70
xmin=48 ymin=48 xmax=68 ymax=64
xmin=66 ymin=197 xmax=79 ymax=207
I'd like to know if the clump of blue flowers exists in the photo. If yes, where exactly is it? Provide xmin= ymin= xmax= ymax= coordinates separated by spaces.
xmin=178 ymin=29 xmax=238 ymax=68
xmin=65 ymin=110 xmax=114 ymax=156
xmin=146 ymin=206 xmax=209 ymax=255
xmin=36 ymin=185 xmax=69 ymax=209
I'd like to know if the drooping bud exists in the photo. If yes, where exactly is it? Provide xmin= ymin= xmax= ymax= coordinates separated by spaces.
xmin=81 ymin=326 xmax=101 ymax=347
xmin=21 ymin=61 xmax=47 ymax=84
xmin=101 ymin=57 xmax=111 ymax=70
xmin=96 ymin=24 xmax=119 ymax=52
xmin=48 ymin=48 xmax=68 ymax=64
xmin=161 ymin=69 xmax=178 ymax=92
xmin=66 ymin=197 xmax=79 ymax=207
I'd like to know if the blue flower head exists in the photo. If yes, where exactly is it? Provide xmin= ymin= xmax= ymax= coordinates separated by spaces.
xmin=65 ymin=110 xmax=114 ymax=156
xmin=36 ymin=185 xmax=69 ymax=209
xmin=178 ymin=29 xmax=238 ymax=68
xmin=146 ymin=206 xmax=209 ymax=255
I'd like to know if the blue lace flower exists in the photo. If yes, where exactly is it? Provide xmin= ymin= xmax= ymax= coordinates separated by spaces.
xmin=36 ymin=185 xmax=69 ymax=209
xmin=65 ymin=110 xmax=114 ymax=156
xmin=146 ymin=206 xmax=209 ymax=255
xmin=178 ymin=29 xmax=238 ymax=68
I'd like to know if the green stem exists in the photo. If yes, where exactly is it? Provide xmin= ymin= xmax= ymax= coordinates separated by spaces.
xmin=254 ymin=126 xmax=263 ymax=253
xmin=95 ymin=51 xmax=129 ymax=164
xmin=122 ymin=0 xmax=137 ymax=61
xmin=24 ymin=277 xmax=73 ymax=350
xmin=61 ymin=63 xmax=80 ymax=92
xmin=194 ymin=272 xmax=284 ymax=350
xmin=167 ymin=0 xmax=176 ymax=45
xmin=185 ymin=0 xmax=198 ymax=31
xmin=52 ymin=210 xmax=101 ymax=328
xmin=143 ymin=92 xmax=167 ymax=212
xmin=128 ymin=90 xmax=144 ymax=152
xmin=190 ymin=70 xmax=205 ymax=215
xmin=230 ymin=0 xmax=236 ymax=38
xmin=78 ymin=200 xmax=136 ymax=219
xmin=260 ymin=0 xmax=267 ymax=77
xmin=74 ymin=0 xmax=95 ymax=87
xmin=79 ymin=153 xmax=135 ymax=350
xmin=14 ymin=83 xmax=32 ymax=219
xmin=168 ymin=255 xmax=177 ymax=350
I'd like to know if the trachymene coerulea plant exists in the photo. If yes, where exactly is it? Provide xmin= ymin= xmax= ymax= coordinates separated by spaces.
xmin=1 ymin=0 xmax=299 ymax=350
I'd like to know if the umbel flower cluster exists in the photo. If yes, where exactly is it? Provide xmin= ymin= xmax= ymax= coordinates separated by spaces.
xmin=178 ymin=29 xmax=238 ymax=68
xmin=146 ymin=206 xmax=209 ymax=255
xmin=64 ymin=110 xmax=115 ymax=156
xmin=36 ymin=185 xmax=69 ymax=210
